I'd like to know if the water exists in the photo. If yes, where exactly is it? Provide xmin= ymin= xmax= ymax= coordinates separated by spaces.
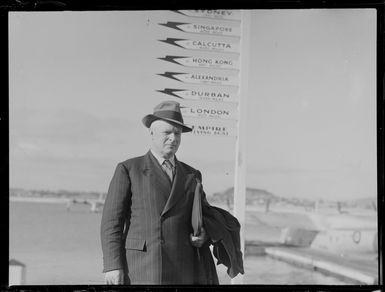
xmin=10 ymin=201 xmax=353 ymax=285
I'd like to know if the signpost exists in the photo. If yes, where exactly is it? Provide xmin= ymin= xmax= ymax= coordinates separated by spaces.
xmin=156 ymin=9 xmax=249 ymax=283
xmin=231 ymin=10 xmax=250 ymax=284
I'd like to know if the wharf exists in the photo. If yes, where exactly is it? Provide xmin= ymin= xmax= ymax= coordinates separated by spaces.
xmin=263 ymin=245 xmax=378 ymax=285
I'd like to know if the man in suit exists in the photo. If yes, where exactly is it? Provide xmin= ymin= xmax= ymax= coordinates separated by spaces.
xmin=101 ymin=100 xmax=208 ymax=285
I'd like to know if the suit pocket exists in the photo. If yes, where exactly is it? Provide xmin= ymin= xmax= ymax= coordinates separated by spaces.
xmin=125 ymin=238 xmax=146 ymax=251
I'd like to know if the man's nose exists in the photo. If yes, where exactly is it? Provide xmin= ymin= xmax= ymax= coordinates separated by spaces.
xmin=168 ymin=133 xmax=179 ymax=142
xmin=168 ymin=133 xmax=176 ymax=141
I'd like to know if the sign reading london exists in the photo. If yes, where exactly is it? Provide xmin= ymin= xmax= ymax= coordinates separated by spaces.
xmin=158 ymin=72 xmax=239 ymax=86
xmin=175 ymin=10 xmax=241 ymax=21
xmin=157 ymin=88 xmax=238 ymax=102
xmin=158 ymin=55 xmax=239 ymax=70
xmin=181 ymin=104 xmax=237 ymax=120
xmin=159 ymin=38 xmax=240 ymax=53
xmin=159 ymin=22 xmax=240 ymax=37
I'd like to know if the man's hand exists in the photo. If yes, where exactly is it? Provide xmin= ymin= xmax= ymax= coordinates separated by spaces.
xmin=104 ymin=269 xmax=124 ymax=285
xmin=190 ymin=227 xmax=208 ymax=248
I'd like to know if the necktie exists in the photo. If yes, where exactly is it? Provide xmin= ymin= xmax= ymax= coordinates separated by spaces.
xmin=162 ymin=160 xmax=174 ymax=183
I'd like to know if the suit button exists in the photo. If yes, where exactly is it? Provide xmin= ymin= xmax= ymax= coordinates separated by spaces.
xmin=161 ymin=239 xmax=165 ymax=244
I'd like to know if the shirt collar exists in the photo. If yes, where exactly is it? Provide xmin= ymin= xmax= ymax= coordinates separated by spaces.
xmin=150 ymin=149 xmax=175 ymax=168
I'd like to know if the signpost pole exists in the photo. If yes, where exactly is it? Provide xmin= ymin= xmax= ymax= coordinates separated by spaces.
xmin=231 ymin=9 xmax=251 ymax=285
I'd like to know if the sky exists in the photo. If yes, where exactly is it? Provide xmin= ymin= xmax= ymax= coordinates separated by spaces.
xmin=9 ymin=9 xmax=377 ymax=200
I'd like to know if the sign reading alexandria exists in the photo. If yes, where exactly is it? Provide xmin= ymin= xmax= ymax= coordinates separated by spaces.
xmin=158 ymin=72 xmax=239 ymax=86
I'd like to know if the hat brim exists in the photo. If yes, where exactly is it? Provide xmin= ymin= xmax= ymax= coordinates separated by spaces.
xmin=142 ymin=114 xmax=192 ymax=133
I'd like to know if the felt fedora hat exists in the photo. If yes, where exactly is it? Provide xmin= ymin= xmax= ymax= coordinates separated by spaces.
xmin=142 ymin=100 xmax=192 ymax=132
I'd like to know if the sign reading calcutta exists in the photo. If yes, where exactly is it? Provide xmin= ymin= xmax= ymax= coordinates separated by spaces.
xmin=181 ymin=104 xmax=237 ymax=120
xmin=158 ymin=55 xmax=239 ymax=70
xmin=159 ymin=38 xmax=240 ymax=53
xmin=174 ymin=10 xmax=241 ymax=21
xmin=158 ymin=72 xmax=239 ymax=86
xmin=159 ymin=22 xmax=240 ymax=37
xmin=157 ymin=88 xmax=239 ymax=102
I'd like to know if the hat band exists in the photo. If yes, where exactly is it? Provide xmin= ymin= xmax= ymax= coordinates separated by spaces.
xmin=154 ymin=110 xmax=184 ymax=123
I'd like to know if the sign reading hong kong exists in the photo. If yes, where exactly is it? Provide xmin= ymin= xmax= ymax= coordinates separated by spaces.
xmin=175 ymin=10 xmax=241 ymax=21
xmin=157 ymin=88 xmax=238 ymax=102
xmin=159 ymin=38 xmax=240 ymax=53
xmin=158 ymin=72 xmax=239 ymax=86
xmin=158 ymin=55 xmax=239 ymax=70
xmin=159 ymin=22 xmax=240 ymax=37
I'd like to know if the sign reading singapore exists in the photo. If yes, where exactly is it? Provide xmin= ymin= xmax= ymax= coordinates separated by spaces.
xmin=159 ymin=21 xmax=241 ymax=37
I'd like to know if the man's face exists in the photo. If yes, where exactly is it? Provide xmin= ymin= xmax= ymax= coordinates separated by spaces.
xmin=150 ymin=120 xmax=182 ymax=159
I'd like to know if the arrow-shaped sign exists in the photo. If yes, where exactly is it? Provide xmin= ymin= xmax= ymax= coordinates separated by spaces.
xmin=159 ymin=21 xmax=240 ymax=37
xmin=174 ymin=10 xmax=241 ymax=21
xmin=157 ymin=88 xmax=239 ymax=102
xmin=158 ymin=55 xmax=239 ymax=70
xmin=158 ymin=72 xmax=239 ymax=87
xmin=159 ymin=38 xmax=240 ymax=53
xmin=189 ymin=123 xmax=237 ymax=136
xmin=180 ymin=103 xmax=238 ymax=120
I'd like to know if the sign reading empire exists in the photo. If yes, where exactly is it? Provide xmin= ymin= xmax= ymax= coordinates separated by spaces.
xmin=191 ymin=124 xmax=236 ymax=136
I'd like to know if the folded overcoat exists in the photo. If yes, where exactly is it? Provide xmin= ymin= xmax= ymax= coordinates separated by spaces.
xmin=101 ymin=150 xmax=204 ymax=284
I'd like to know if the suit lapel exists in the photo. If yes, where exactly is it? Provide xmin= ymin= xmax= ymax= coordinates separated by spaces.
xmin=161 ymin=158 xmax=195 ymax=217
xmin=143 ymin=151 xmax=172 ymax=203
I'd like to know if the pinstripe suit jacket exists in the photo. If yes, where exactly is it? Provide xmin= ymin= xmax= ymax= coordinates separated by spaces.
xmin=101 ymin=150 xmax=201 ymax=284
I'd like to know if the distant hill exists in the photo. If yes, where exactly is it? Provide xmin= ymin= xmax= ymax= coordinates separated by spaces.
xmin=10 ymin=187 xmax=377 ymax=211
xmin=10 ymin=188 xmax=106 ymax=201
xmin=208 ymin=187 xmax=377 ymax=211
xmin=210 ymin=187 xmax=279 ymax=206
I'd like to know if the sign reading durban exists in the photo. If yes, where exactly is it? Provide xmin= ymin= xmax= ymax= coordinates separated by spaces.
xmin=159 ymin=38 xmax=240 ymax=53
xmin=175 ymin=10 xmax=241 ymax=21
xmin=159 ymin=22 xmax=240 ymax=37
xmin=157 ymin=88 xmax=239 ymax=102
xmin=158 ymin=56 xmax=239 ymax=70
xmin=158 ymin=72 xmax=239 ymax=86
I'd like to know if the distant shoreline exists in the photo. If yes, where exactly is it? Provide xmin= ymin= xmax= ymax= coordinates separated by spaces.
xmin=10 ymin=197 xmax=69 ymax=204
